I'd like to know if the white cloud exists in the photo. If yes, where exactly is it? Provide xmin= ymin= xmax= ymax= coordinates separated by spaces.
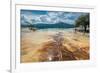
xmin=21 ymin=11 xmax=82 ymax=25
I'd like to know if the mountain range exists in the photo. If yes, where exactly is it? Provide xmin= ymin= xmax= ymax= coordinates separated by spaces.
xmin=21 ymin=22 xmax=75 ymax=29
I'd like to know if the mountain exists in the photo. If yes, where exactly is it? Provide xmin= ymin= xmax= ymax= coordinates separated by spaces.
xmin=21 ymin=22 xmax=75 ymax=29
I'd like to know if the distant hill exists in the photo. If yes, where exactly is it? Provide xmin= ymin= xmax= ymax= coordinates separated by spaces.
xmin=21 ymin=22 xmax=75 ymax=29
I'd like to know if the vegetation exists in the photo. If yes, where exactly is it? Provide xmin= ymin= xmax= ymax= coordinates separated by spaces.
xmin=75 ymin=14 xmax=89 ymax=32
xmin=21 ymin=16 xmax=36 ymax=31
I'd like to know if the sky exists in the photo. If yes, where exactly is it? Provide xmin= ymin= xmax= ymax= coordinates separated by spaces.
xmin=21 ymin=9 xmax=88 ymax=25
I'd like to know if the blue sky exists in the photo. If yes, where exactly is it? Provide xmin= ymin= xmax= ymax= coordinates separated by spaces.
xmin=21 ymin=9 xmax=88 ymax=25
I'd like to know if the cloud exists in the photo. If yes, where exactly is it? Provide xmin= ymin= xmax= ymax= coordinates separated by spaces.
xmin=21 ymin=10 xmax=84 ymax=25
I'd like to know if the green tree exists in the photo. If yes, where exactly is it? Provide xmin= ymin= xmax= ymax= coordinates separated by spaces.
xmin=75 ymin=14 xmax=89 ymax=32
